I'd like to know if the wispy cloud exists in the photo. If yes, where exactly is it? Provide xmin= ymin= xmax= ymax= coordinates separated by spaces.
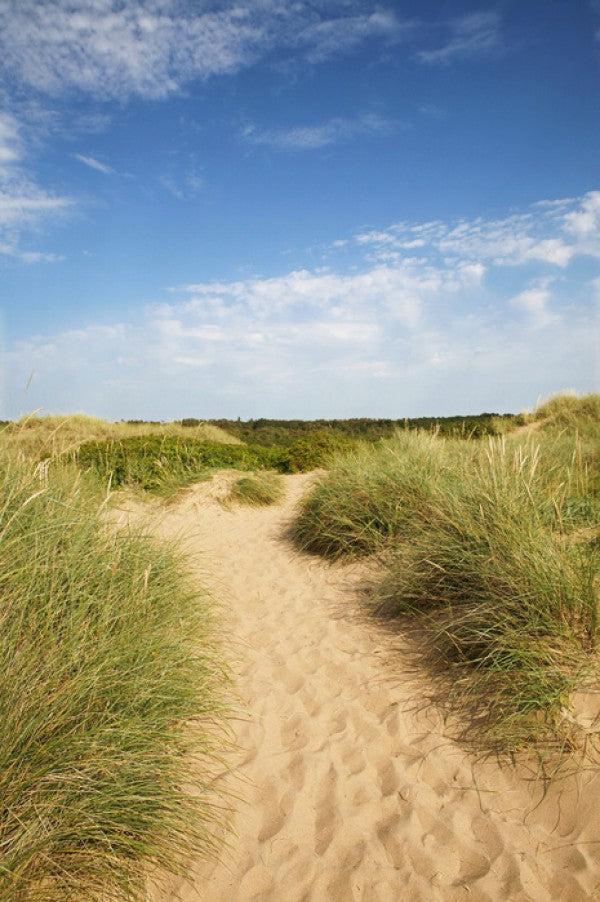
xmin=355 ymin=192 xmax=600 ymax=267
xmin=0 ymin=114 xmax=21 ymax=173
xmin=418 ymin=11 xmax=501 ymax=65
xmin=242 ymin=113 xmax=394 ymax=151
xmin=0 ymin=111 xmax=73 ymax=260
xmin=159 ymin=169 xmax=204 ymax=199
xmin=0 ymin=184 xmax=73 ymax=227
xmin=297 ymin=10 xmax=404 ymax=63
xmin=0 ymin=242 xmax=63 ymax=264
xmin=73 ymin=154 xmax=114 ymax=175
xmin=5 ymin=192 xmax=598 ymax=419
xmin=0 ymin=1 xmax=404 ymax=102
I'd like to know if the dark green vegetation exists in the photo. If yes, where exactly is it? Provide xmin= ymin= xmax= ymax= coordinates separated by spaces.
xmin=76 ymin=435 xmax=275 ymax=492
xmin=0 ymin=455 xmax=231 ymax=900
xmin=73 ymin=413 xmax=514 ymax=495
xmin=76 ymin=430 xmax=358 ymax=493
xmin=278 ymin=430 xmax=355 ymax=473
xmin=229 ymin=472 xmax=285 ymax=506
xmin=207 ymin=412 xmax=515 ymax=446
xmin=293 ymin=395 xmax=600 ymax=756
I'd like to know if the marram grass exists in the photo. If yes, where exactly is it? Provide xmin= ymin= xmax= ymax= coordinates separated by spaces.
xmin=229 ymin=471 xmax=285 ymax=506
xmin=293 ymin=399 xmax=599 ymax=755
xmin=1 ymin=413 xmax=238 ymax=460
xmin=291 ymin=430 xmax=452 ymax=559
xmin=372 ymin=437 xmax=598 ymax=752
xmin=0 ymin=455 xmax=232 ymax=900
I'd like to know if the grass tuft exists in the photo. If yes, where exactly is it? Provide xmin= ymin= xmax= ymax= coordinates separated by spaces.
xmin=229 ymin=472 xmax=285 ymax=506
xmin=0 ymin=454 xmax=232 ymax=899
xmin=75 ymin=436 xmax=279 ymax=494
xmin=531 ymin=391 xmax=600 ymax=431
xmin=292 ymin=396 xmax=600 ymax=756
xmin=291 ymin=431 xmax=450 ymax=559
xmin=372 ymin=437 xmax=598 ymax=751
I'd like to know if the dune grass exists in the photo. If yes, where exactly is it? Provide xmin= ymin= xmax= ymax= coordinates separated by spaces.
xmin=373 ymin=437 xmax=598 ymax=752
xmin=530 ymin=391 xmax=600 ymax=432
xmin=1 ymin=413 xmax=238 ymax=460
xmin=292 ymin=395 xmax=600 ymax=755
xmin=0 ymin=454 xmax=232 ymax=900
xmin=229 ymin=471 xmax=285 ymax=506
xmin=291 ymin=431 xmax=451 ymax=559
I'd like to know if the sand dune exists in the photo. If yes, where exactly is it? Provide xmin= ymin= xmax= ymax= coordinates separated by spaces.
xmin=119 ymin=473 xmax=600 ymax=901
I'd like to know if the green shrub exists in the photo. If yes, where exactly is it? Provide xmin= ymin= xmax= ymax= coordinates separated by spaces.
xmin=76 ymin=435 xmax=274 ymax=491
xmin=229 ymin=472 xmax=285 ymax=506
xmin=209 ymin=414 xmax=514 ymax=446
xmin=0 ymin=455 xmax=231 ymax=899
xmin=277 ymin=430 xmax=355 ymax=474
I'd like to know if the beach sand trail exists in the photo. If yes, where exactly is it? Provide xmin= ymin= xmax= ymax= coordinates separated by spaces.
xmin=120 ymin=473 xmax=600 ymax=902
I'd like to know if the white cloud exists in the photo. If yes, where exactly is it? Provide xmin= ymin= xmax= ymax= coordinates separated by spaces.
xmin=243 ymin=113 xmax=394 ymax=150
xmin=159 ymin=169 xmax=204 ymax=198
xmin=3 ymin=192 xmax=599 ymax=419
xmin=73 ymin=153 xmax=114 ymax=175
xmin=174 ymin=262 xmax=449 ymax=328
xmin=298 ymin=10 xmax=403 ymax=63
xmin=0 ymin=1 xmax=403 ymax=101
xmin=0 ymin=112 xmax=73 ymax=260
xmin=0 ymin=113 xmax=21 ymax=173
xmin=0 ymin=182 xmax=73 ymax=227
xmin=0 ymin=241 xmax=63 ymax=263
xmin=355 ymin=192 xmax=600 ymax=267
xmin=563 ymin=190 xmax=600 ymax=239
xmin=418 ymin=11 xmax=501 ymax=65
xmin=509 ymin=279 xmax=559 ymax=329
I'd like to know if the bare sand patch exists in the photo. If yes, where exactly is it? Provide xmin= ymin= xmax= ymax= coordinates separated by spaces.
xmin=116 ymin=473 xmax=600 ymax=901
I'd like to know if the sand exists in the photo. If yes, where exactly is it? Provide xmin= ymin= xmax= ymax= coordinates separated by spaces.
xmin=118 ymin=473 xmax=600 ymax=901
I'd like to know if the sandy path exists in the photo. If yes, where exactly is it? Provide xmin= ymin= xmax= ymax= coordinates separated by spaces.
xmin=120 ymin=473 xmax=600 ymax=901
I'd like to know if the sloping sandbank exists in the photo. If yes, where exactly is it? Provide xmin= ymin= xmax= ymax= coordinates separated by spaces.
xmin=116 ymin=473 xmax=600 ymax=901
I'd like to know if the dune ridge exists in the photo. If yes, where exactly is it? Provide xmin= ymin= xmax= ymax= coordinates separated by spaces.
xmin=126 ymin=473 xmax=600 ymax=901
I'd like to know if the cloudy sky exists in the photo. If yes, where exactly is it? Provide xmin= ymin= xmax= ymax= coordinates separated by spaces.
xmin=1 ymin=0 xmax=599 ymax=420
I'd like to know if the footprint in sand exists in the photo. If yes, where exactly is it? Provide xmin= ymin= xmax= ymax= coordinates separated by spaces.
xmin=257 ymin=781 xmax=294 ymax=843
xmin=314 ymin=763 xmax=341 ymax=856
xmin=280 ymin=712 xmax=309 ymax=752
xmin=280 ymin=667 xmax=304 ymax=695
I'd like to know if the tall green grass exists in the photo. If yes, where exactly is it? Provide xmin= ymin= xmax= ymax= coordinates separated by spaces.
xmin=75 ymin=435 xmax=276 ymax=494
xmin=0 ymin=455 xmax=231 ymax=899
xmin=374 ymin=438 xmax=598 ymax=751
xmin=291 ymin=431 xmax=451 ymax=558
xmin=292 ymin=403 xmax=599 ymax=755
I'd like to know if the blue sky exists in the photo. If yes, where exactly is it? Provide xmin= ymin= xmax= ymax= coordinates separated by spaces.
xmin=1 ymin=0 xmax=599 ymax=420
